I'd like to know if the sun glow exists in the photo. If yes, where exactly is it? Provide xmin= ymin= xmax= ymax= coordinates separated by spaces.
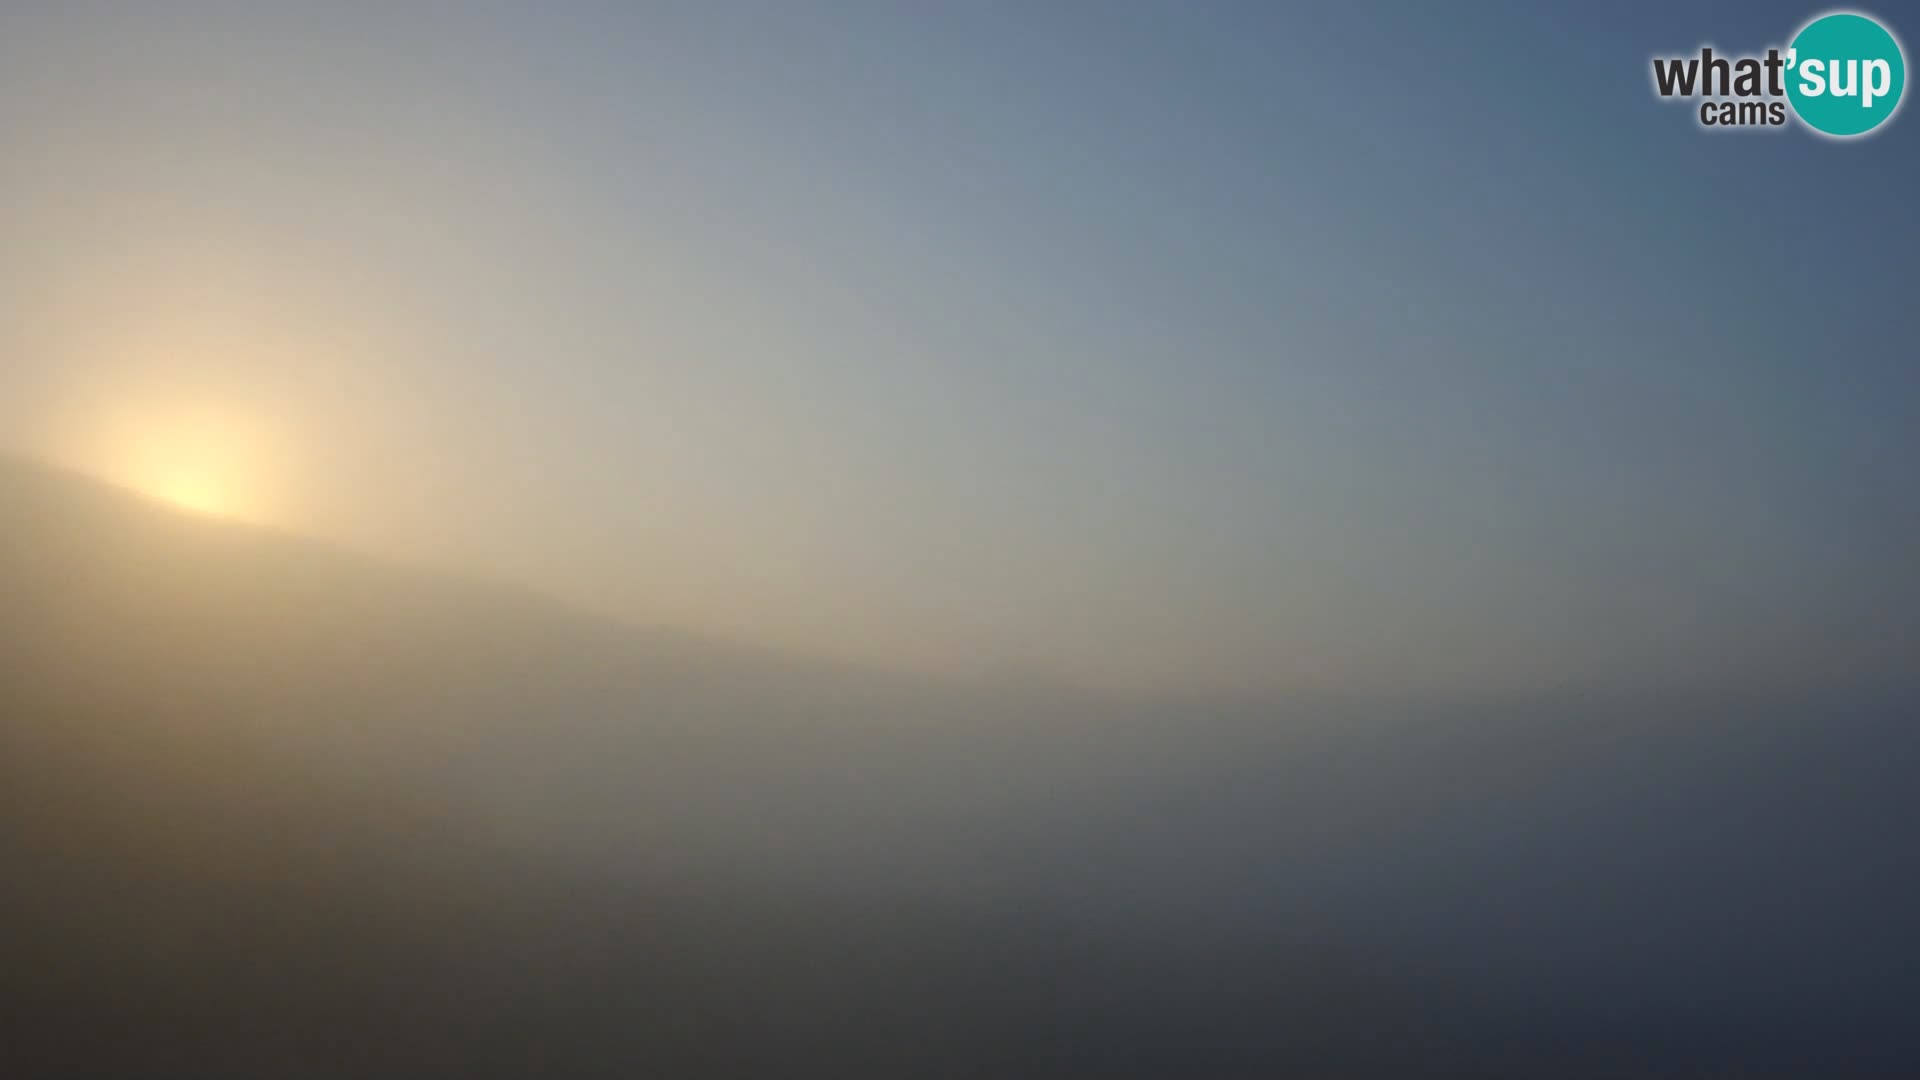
xmin=148 ymin=470 xmax=232 ymax=516
xmin=86 ymin=403 xmax=277 ymax=522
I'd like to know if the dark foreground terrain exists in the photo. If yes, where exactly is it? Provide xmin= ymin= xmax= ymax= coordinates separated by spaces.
xmin=2 ymin=456 xmax=1916 ymax=1077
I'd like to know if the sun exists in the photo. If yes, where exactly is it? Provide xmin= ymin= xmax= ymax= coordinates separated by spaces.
xmin=149 ymin=471 xmax=231 ymax=516
xmin=90 ymin=405 xmax=275 ymax=522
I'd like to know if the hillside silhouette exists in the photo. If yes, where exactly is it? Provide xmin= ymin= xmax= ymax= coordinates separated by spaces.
xmin=3 ymin=455 xmax=1917 ymax=1077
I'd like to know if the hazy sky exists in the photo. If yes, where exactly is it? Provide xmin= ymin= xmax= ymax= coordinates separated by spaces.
xmin=3 ymin=1 xmax=1916 ymax=696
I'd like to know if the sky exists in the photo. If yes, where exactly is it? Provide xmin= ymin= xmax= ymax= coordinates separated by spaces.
xmin=2 ymin=0 xmax=1916 ymax=697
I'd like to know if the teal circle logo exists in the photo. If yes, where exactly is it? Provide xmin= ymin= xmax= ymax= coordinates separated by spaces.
xmin=1786 ymin=12 xmax=1906 ymax=136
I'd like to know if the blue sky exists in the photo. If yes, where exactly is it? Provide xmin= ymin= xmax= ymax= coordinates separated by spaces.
xmin=2 ymin=1 xmax=1915 ymax=694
